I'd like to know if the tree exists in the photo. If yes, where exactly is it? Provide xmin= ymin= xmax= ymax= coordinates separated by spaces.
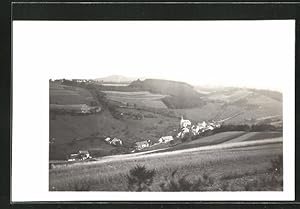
xmin=127 ymin=165 xmax=156 ymax=191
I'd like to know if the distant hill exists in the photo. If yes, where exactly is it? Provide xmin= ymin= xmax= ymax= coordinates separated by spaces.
xmin=95 ymin=75 xmax=144 ymax=83
xmin=195 ymin=85 xmax=282 ymax=101
xmin=130 ymin=79 xmax=205 ymax=109
xmin=178 ymin=86 xmax=282 ymax=124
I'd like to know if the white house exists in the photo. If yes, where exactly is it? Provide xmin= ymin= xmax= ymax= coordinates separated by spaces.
xmin=104 ymin=137 xmax=122 ymax=146
xmin=177 ymin=127 xmax=190 ymax=138
xmin=104 ymin=137 xmax=111 ymax=142
xmin=110 ymin=138 xmax=123 ymax=146
xmin=78 ymin=150 xmax=91 ymax=159
xmin=159 ymin=136 xmax=174 ymax=143
xmin=135 ymin=140 xmax=150 ymax=150
xmin=191 ymin=125 xmax=200 ymax=135
xmin=68 ymin=150 xmax=91 ymax=161
xmin=80 ymin=104 xmax=90 ymax=113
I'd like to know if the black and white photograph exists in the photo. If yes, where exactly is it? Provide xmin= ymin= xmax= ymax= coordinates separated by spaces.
xmin=12 ymin=20 xmax=295 ymax=201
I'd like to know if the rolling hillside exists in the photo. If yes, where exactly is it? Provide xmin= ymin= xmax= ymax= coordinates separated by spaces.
xmin=49 ymin=78 xmax=282 ymax=160
xmin=176 ymin=87 xmax=282 ymax=124
xmin=130 ymin=79 xmax=205 ymax=109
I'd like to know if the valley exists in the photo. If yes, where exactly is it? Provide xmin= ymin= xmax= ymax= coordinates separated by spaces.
xmin=49 ymin=76 xmax=283 ymax=191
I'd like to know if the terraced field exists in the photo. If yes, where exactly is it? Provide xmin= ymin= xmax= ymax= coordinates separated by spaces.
xmin=102 ymin=90 xmax=168 ymax=108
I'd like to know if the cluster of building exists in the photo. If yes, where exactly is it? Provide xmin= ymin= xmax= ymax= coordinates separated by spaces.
xmin=67 ymin=150 xmax=92 ymax=162
xmin=132 ymin=116 xmax=222 ymax=152
xmin=133 ymin=136 xmax=176 ymax=152
xmin=79 ymin=104 xmax=101 ymax=114
xmin=134 ymin=140 xmax=151 ymax=151
xmin=71 ymin=79 xmax=92 ymax=83
xmin=177 ymin=116 xmax=221 ymax=139
xmin=50 ymin=79 xmax=93 ymax=83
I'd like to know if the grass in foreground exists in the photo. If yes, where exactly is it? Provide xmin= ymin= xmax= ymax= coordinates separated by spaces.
xmin=49 ymin=143 xmax=282 ymax=191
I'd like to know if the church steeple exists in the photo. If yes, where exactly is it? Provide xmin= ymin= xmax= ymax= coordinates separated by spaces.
xmin=180 ymin=116 xmax=184 ymax=128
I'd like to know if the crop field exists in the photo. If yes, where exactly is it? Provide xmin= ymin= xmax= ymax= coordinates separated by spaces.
xmin=102 ymin=90 xmax=168 ymax=108
xmin=50 ymin=83 xmax=95 ymax=105
xmin=206 ymin=88 xmax=253 ymax=103
xmin=243 ymin=132 xmax=283 ymax=142
xmin=49 ymin=141 xmax=283 ymax=191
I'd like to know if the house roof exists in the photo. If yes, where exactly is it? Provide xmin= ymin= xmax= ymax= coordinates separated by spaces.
xmin=135 ymin=140 xmax=149 ymax=146
xmin=111 ymin=138 xmax=121 ymax=141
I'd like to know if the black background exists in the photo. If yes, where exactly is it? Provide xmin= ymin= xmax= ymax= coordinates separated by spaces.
xmin=1 ymin=1 xmax=299 ymax=209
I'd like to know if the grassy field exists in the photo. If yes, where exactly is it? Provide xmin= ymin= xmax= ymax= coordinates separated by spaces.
xmin=50 ymin=82 xmax=95 ymax=105
xmin=49 ymin=108 xmax=179 ymax=160
xmin=243 ymin=132 xmax=283 ymax=141
xmin=102 ymin=90 xmax=168 ymax=108
xmin=147 ymin=131 xmax=282 ymax=153
xmin=49 ymin=141 xmax=283 ymax=191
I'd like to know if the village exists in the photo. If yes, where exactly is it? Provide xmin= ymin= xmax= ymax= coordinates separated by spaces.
xmin=49 ymin=79 xmax=249 ymax=162
xmin=66 ymin=116 xmax=223 ymax=162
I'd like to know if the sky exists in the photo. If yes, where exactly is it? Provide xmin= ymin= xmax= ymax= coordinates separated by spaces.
xmin=13 ymin=20 xmax=295 ymax=91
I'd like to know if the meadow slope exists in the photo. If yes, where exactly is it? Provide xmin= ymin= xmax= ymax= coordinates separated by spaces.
xmin=49 ymin=139 xmax=283 ymax=191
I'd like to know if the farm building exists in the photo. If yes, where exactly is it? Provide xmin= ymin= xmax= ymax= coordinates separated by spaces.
xmin=104 ymin=137 xmax=123 ymax=146
xmin=67 ymin=150 xmax=91 ymax=161
xmin=158 ymin=136 xmax=174 ymax=143
xmin=191 ymin=122 xmax=210 ymax=135
xmin=72 ymin=79 xmax=91 ymax=83
xmin=104 ymin=137 xmax=111 ymax=142
xmin=177 ymin=127 xmax=190 ymax=138
xmin=80 ymin=104 xmax=90 ymax=113
xmin=191 ymin=124 xmax=201 ymax=135
xmin=110 ymin=138 xmax=123 ymax=146
xmin=200 ymin=121 xmax=221 ymax=132
xmin=135 ymin=140 xmax=151 ymax=150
